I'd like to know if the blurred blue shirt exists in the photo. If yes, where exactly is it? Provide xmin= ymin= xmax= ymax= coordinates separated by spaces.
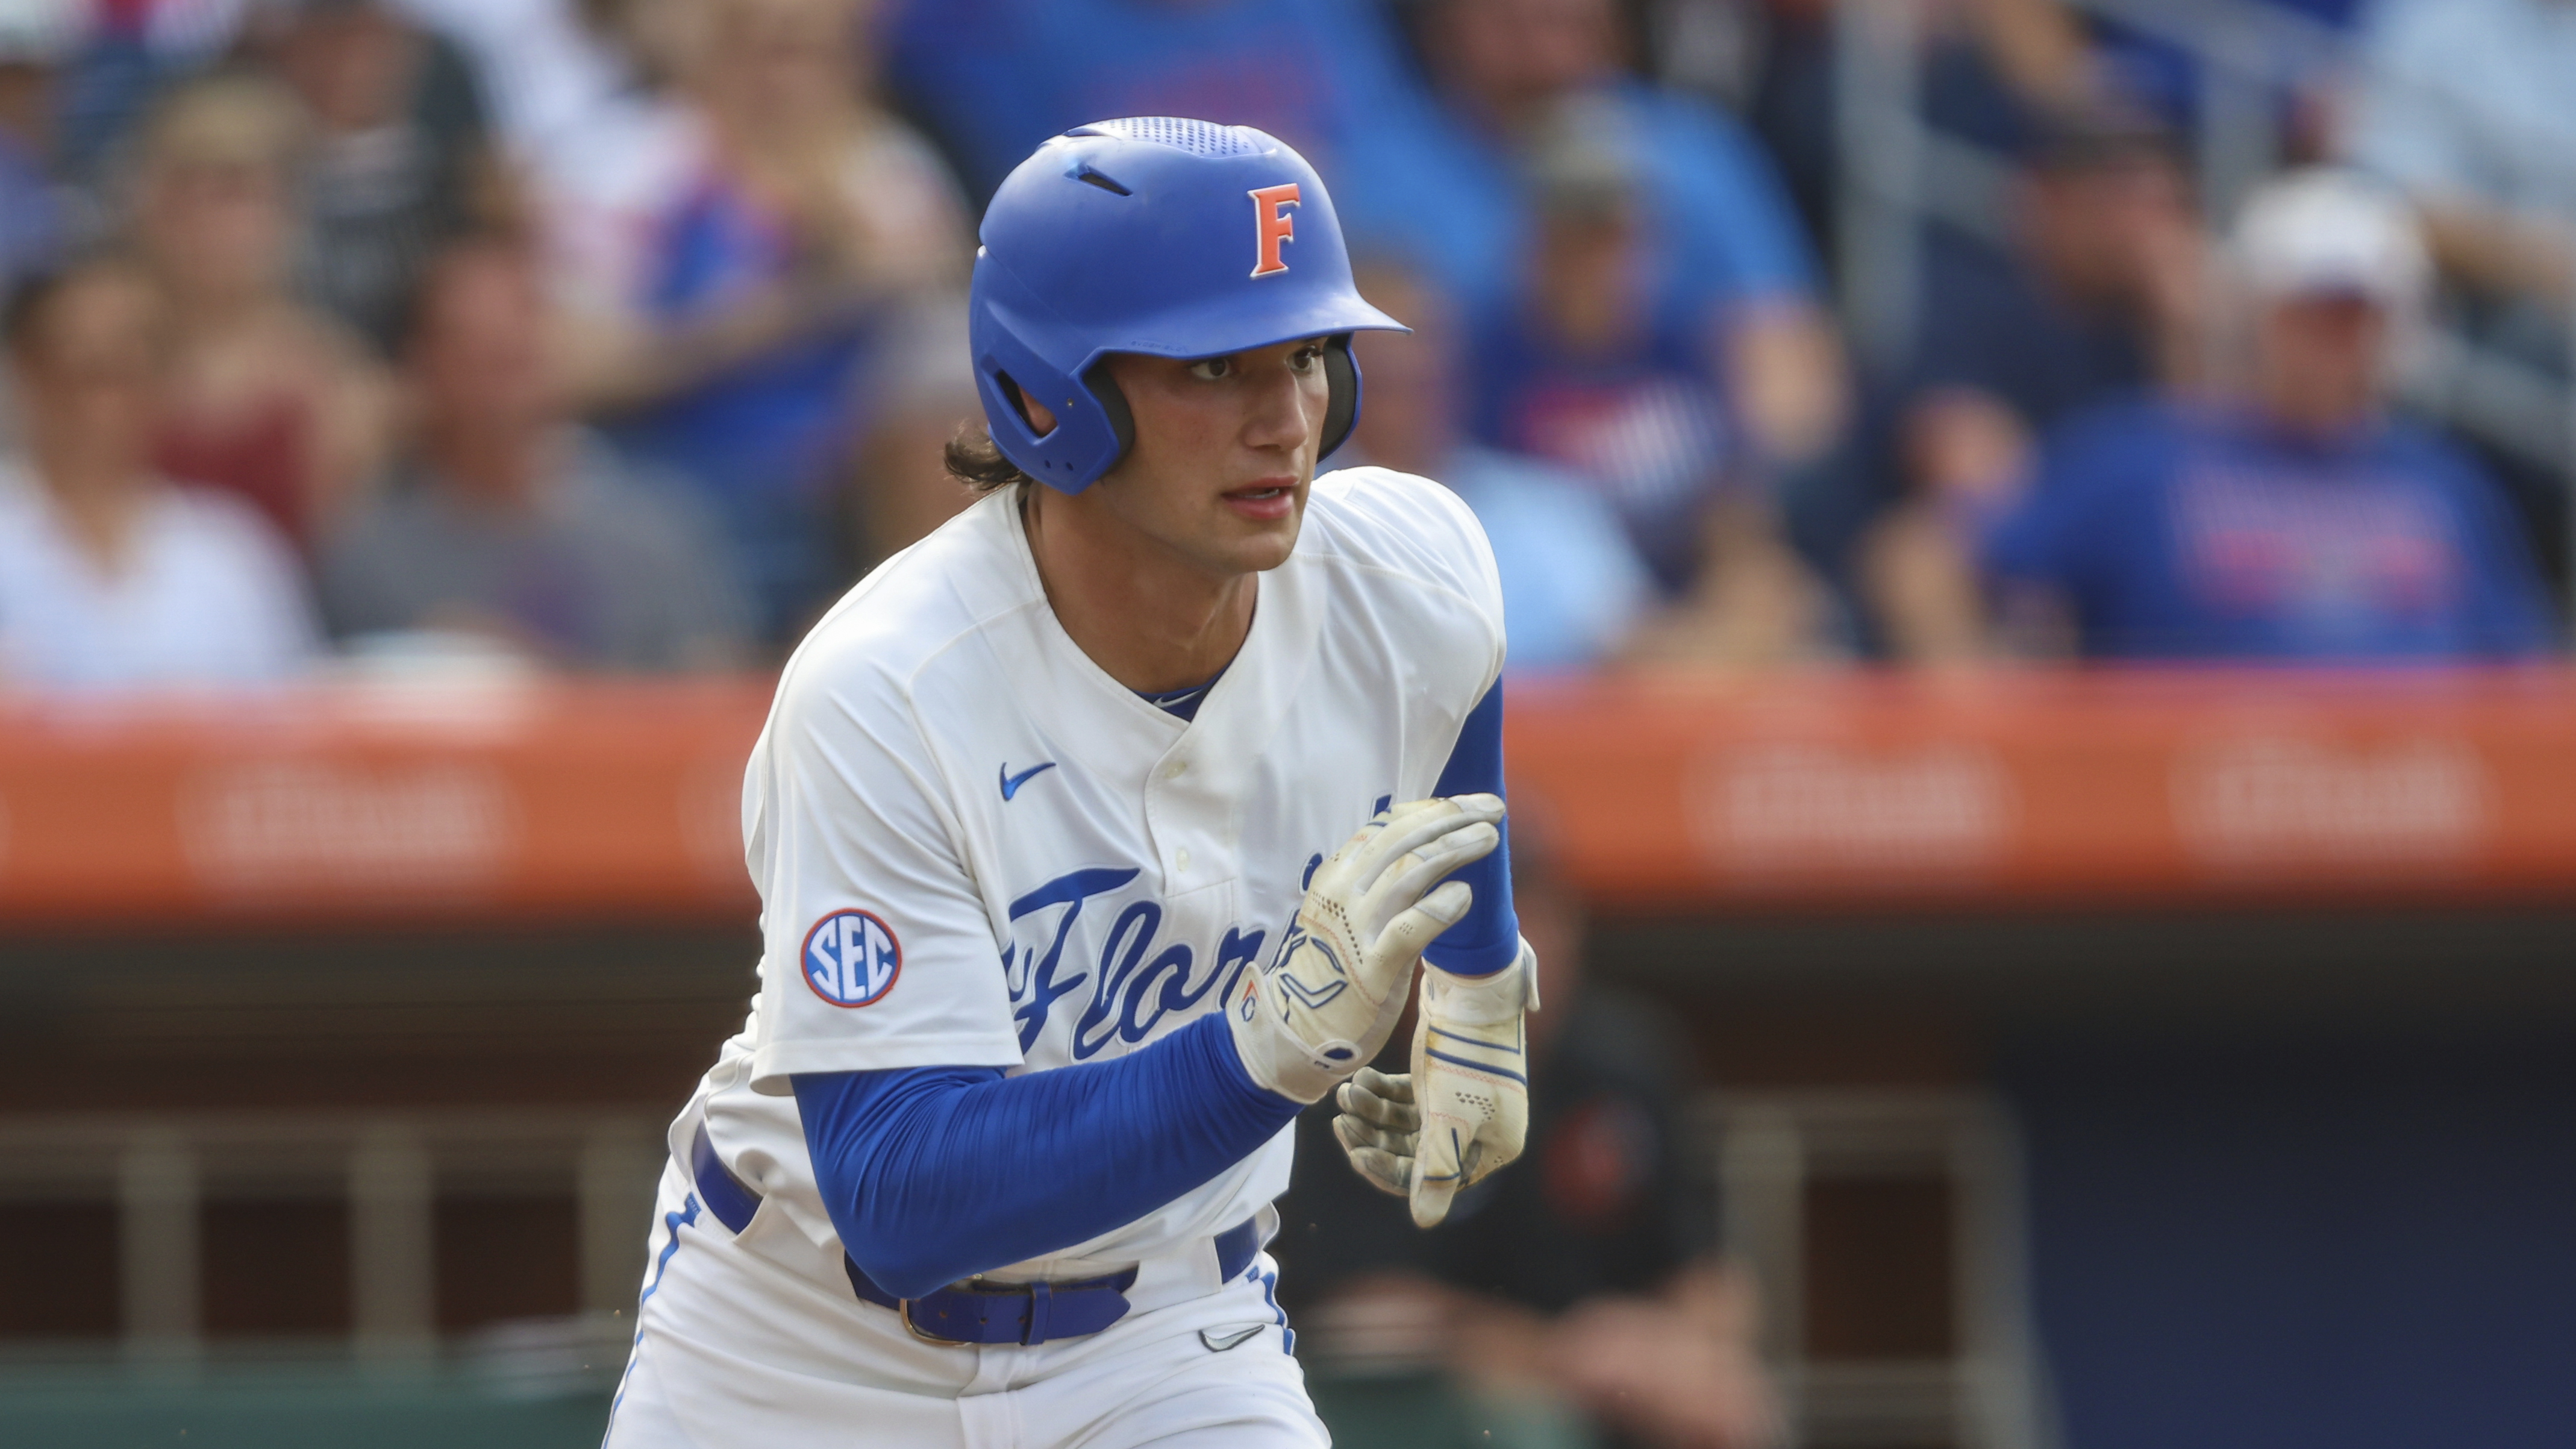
xmin=884 ymin=4 xmax=1813 ymax=328
xmin=1906 ymin=231 xmax=2154 ymax=441
xmin=1468 ymin=298 xmax=1743 ymax=596
xmin=601 ymin=174 xmax=878 ymax=637
xmin=2346 ymin=0 xmax=2576 ymax=226
xmin=0 ymin=131 xmax=62 ymax=302
xmin=883 ymin=0 xmax=1448 ymax=242
xmin=1386 ymin=80 xmax=1820 ymax=327
xmin=1440 ymin=446 xmax=1654 ymax=672
xmin=1986 ymin=400 xmax=2556 ymax=660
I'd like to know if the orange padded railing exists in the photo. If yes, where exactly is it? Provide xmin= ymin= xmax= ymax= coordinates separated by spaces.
xmin=2 ymin=669 xmax=2572 ymax=927
xmin=0 ymin=680 xmax=769 ymax=927
xmin=1505 ymin=668 xmax=2576 ymax=910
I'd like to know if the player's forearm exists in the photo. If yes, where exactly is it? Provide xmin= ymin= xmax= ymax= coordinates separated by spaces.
xmin=793 ymin=1014 xmax=1299 ymax=1298
xmin=1423 ymin=681 xmax=1519 ymax=978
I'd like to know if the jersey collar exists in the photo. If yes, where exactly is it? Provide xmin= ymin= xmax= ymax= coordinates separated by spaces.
xmin=988 ymin=485 xmax=1327 ymax=809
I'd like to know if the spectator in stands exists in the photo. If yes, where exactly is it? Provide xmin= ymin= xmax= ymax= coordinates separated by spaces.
xmin=520 ymin=0 xmax=702 ymax=301
xmin=1849 ymin=108 xmax=2207 ymax=661
xmin=2208 ymin=0 xmax=2369 ymax=22
xmin=1468 ymin=105 xmax=1837 ymax=666
xmin=883 ymin=0 xmax=1442 ymax=221
xmin=1277 ymin=829 xmax=1779 ymax=1449
xmin=128 ymin=72 xmax=393 ymax=552
xmin=1404 ymin=0 xmax=1848 ymax=471
xmin=839 ymin=293 xmax=984 ymax=568
xmin=0 ymin=255 xmax=319 ymax=687
xmin=1970 ymin=171 xmax=2556 ymax=661
xmin=1732 ymin=0 xmax=2096 ymax=281
xmin=2343 ymin=0 xmax=2576 ymax=371
xmin=317 ymin=236 xmax=752 ymax=671
xmin=1346 ymin=261 xmax=1652 ymax=672
xmin=0 ymin=0 xmax=77 ymax=313
xmin=551 ymin=0 xmax=971 ymax=639
xmin=248 ymin=0 xmax=508 ymax=351
xmin=375 ymin=0 xmax=639 ymax=165
xmin=49 ymin=0 xmax=243 ymax=182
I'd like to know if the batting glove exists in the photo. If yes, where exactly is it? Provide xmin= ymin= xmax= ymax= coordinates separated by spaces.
xmin=1325 ymin=938 xmax=1540 ymax=1223
xmin=1329 ymin=1066 xmax=1420 ymax=1197
xmin=1407 ymin=938 xmax=1537 ymax=1227
xmin=1228 ymin=796 xmax=1505 ymax=1105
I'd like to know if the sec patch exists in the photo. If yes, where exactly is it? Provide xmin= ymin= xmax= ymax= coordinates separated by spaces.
xmin=803 ymin=909 xmax=902 ymax=1007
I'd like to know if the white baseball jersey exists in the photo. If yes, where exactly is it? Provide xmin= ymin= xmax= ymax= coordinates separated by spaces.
xmin=666 ymin=462 xmax=1504 ymax=1295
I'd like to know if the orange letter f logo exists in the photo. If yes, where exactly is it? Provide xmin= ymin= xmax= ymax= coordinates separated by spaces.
xmin=1249 ymin=183 xmax=1301 ymax=278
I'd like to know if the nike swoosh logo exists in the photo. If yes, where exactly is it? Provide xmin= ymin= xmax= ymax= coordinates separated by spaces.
xmin=999 ymin=762 xmax=1057 ymax=801
xmin=1199 ymin=1324 xmax=1263 ymax=1353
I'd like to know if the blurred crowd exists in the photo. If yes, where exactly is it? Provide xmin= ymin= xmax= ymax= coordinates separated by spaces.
xmin=2 ymin=1 xmax=2569 ymax=1442
xmin=0 ymin=0 xmax=2568 ymax=696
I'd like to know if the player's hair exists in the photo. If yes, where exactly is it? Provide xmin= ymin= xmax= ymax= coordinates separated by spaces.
xmin=943 ymin=421 xmax=1037 ymax=493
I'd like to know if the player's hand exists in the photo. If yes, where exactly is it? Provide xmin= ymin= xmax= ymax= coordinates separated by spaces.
xmin=1228 ymin=795 xmax=1504 ymax=1104
xmin=1330 ymin=1067 xmax=1419 ymax=1197
xmin=1408 ymin=938 xmax=1537 ymax=1227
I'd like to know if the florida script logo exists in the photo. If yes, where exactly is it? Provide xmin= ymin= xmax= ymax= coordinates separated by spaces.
xmin=1002 ymin=867 xmax=1271 ymax=1058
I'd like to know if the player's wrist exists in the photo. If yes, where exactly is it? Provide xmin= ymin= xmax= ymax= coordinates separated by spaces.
xmin=1193 ymin=1012 xmax=1313 ymax=1120
xmin=1422 ymin=937 xmax=1539 ymax=1024
xmin=1225 ymin=975 xmax=1368 ymax=1104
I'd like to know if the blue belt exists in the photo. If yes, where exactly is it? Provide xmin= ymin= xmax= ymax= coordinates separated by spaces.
xmin=689 ymin=1124 xmax=1260 ymax=1347
xmin=690 ymin=1124 xmax=763 ymax=1235
xmin=845 ymin=1257 xmax=1142 ymax=1346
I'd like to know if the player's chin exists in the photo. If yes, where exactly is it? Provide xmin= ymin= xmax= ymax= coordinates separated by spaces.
xmin=1211 ymin=481 xmax=1305 ymax=565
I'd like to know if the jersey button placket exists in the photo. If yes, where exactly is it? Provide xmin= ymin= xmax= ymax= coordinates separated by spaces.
xmin=1149 ymin=751 xmax=1187 ymax=885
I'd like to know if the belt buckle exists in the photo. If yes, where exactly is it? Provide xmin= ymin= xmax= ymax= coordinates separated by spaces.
xmin=898 ymin=1297 xmax=975 ymax=1347
xmin=901 ymin=1276 xmax=1022 ymax=1348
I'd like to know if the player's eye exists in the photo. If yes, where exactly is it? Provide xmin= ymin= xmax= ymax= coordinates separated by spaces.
xmin=1288 ymin=343 xmax=1326 ymax=374
xmin=1187 ymin=356 xmax=1234 ymax=381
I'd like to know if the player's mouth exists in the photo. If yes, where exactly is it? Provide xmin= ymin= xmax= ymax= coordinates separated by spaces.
xmin=1221 ymin=477 xmax=1299 ymax=522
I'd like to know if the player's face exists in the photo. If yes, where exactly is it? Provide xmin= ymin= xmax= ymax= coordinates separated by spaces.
xmin=1090 ymin=337 xmax=1333 ymax=576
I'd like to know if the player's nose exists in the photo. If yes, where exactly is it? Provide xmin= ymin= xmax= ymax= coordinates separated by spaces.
xmin=1239 ymin=350 xmax=1322 ymax=455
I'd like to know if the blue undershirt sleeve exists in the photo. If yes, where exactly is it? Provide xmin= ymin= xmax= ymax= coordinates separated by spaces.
xmin=1422 ymin=679 xmax=1520 ymax=978
xmin=792 ymin=1014 xmax=1301 ymax=1299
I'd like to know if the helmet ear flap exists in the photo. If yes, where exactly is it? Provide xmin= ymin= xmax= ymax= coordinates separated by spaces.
xmin=1082 ymin=361 xmax=1136 ymax=466
xmin=1318 ymin=333 xmax=1361 ymax=462
xmin=972 ymin=288 xmax=1125 ymax=491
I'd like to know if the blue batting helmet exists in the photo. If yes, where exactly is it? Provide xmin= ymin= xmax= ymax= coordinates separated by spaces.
xmin=968 ymin=117 xmax=1408 ymax=494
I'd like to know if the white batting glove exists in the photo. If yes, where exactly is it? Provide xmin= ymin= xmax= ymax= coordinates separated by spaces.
xmin=1330 ymin=1066 xmax=1420 ymax=1198
xmin=1228 ymin=796 xmax=1505 ymax=1104
xmin=1324 ymin=940 xmax=1542 ymax=1221
xmin=1407 ymin=938 xmax=1537 ymax=1227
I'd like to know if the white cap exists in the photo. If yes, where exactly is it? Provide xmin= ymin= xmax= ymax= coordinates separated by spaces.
xmin=2231 ymin=168 xmax=2431 ymax=310
xmin=0 ymin=0 xmax=86 ymax=65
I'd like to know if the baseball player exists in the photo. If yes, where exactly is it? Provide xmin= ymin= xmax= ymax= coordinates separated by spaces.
xmin=605 ymin=117 xmax=1539 ymax=1449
